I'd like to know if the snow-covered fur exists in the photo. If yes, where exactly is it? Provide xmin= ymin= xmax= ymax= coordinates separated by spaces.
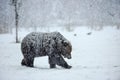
xmin=21 ymin=32 xmax=72 ymax=69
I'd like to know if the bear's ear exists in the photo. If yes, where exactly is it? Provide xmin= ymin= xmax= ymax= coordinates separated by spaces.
xmin=62 ymin=40 xmax=68 ymax=47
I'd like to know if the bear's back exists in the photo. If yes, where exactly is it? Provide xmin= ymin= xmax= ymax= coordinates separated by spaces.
xmin=21 ymin=32 xmax=62 ymax=56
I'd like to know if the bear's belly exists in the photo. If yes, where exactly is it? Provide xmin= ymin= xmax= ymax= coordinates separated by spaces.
xmin=34 ymin=48 xmax=47 ymax=57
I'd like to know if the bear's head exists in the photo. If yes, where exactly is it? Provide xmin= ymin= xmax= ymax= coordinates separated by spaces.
xmin=60 ymin=40 xmax=72 ymax=59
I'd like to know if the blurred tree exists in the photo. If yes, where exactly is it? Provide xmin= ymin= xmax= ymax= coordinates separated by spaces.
xmin=10 ymin=0 xmax=22 ymax=43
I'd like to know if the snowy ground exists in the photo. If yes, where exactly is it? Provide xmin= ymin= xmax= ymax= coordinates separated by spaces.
xmin=0 ymin=27 xmax=120 ymax=80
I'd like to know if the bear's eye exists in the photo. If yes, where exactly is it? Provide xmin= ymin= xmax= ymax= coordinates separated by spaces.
xmin=63 ymin=42 xmax=68 ymax=47
xmin=62 ymin=40 xmax=68 ymax=47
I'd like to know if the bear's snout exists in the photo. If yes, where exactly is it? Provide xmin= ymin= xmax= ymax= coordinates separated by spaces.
xmin=67 ymin=55 xmax=72 ymax=59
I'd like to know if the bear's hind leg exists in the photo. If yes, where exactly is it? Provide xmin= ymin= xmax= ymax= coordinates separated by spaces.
xmin=21 ymin=58 xmax=26 ymax=66
xmin=21 ymin=57 xmax=34 ymax=67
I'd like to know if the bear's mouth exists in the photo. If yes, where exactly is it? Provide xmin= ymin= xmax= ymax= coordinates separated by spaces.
xmin=63 ymin=54 xmax=71 ymax=59
xmin=67 ymin=55 xmax=71 ymax=59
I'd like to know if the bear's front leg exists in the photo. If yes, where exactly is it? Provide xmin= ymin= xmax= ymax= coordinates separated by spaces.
xmin=56 ymin=55 xmax=72 ymax=69
xmin=48 ymin=56 xmax=56 ymax=68
xmin=49 ymin=54 xmax=72 ymax=69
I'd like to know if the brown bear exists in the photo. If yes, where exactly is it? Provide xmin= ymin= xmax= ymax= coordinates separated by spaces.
xmin=21 ymin=32 xmax=72 ymax=69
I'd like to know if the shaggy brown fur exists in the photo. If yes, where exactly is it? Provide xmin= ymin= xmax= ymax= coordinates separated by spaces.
xmin=21 ymin=32 xmax=72 ymax=69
